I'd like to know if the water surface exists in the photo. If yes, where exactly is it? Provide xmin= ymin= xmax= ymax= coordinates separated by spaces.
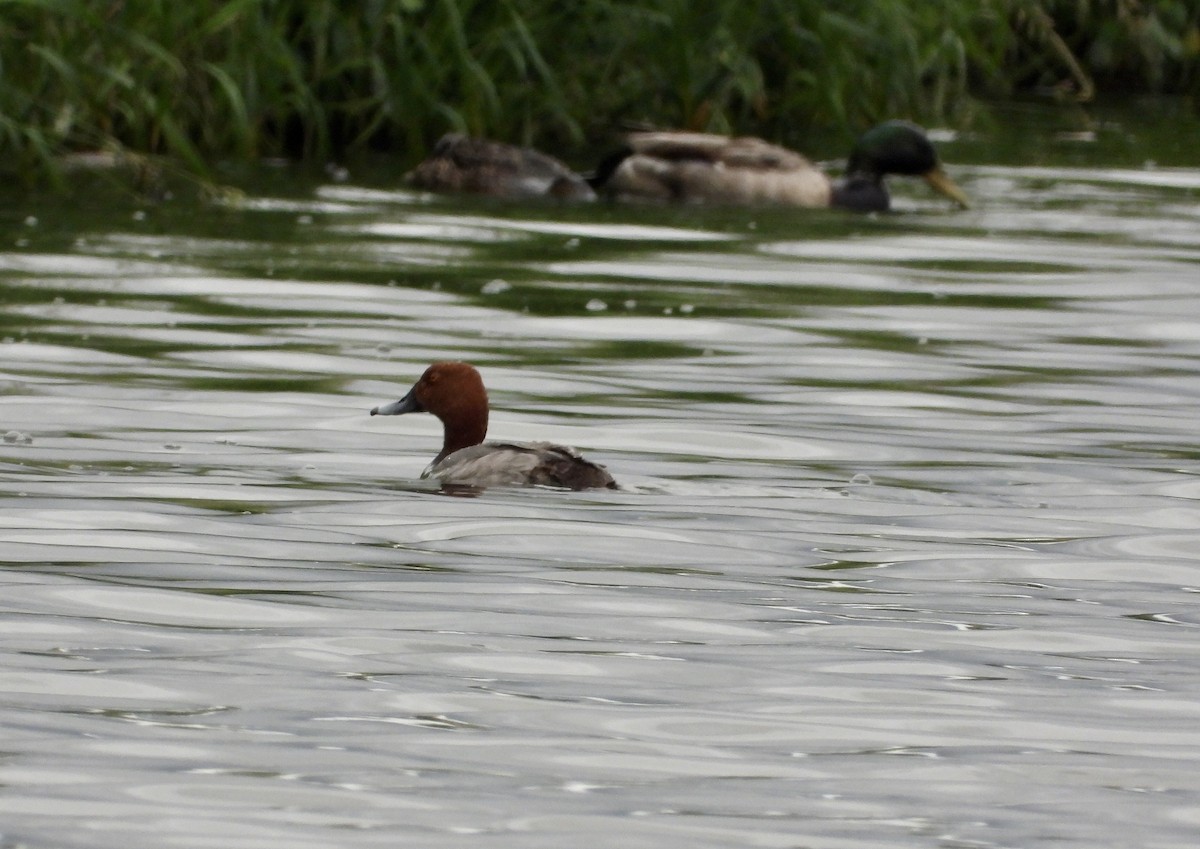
xmin=2 ymin=109 xmax=1200 ymax=848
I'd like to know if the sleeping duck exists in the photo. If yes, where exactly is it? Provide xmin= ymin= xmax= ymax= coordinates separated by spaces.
xmin=406 ymin=133 xmax=596 ymax=201
xmin=590 ymin=120 xmax=969 ymax=212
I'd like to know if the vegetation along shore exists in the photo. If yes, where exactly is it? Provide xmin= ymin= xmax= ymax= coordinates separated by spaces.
xmin=0 ymin=1 xmax=1196 ymax=184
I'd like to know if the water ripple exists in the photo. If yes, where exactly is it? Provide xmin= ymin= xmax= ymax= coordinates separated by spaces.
xmin=3 ymin=154 xmax=1200 ymax=849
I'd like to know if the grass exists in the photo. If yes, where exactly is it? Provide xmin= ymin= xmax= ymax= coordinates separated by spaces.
xmin=0 ymin=0 xmax=1197 ymax=183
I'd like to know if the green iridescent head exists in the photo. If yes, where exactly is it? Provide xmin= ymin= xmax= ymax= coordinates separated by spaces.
xmin=844 ymin=121 xmax=969 ymax=209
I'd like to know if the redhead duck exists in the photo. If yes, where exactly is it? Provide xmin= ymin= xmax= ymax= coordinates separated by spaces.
xmin=590 ymin=120 xmax=969 ymax=212
xmin=406 ymin=134 xmax=596 ymax=201
xmin=370 ymin=362 xmax=617 ymax=491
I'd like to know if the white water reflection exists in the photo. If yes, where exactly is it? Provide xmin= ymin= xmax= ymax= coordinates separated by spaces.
xmin=355 ymin=215 xmax=738 ymax=242
xmin=2 ymin=149 xmax=1200 ymax=849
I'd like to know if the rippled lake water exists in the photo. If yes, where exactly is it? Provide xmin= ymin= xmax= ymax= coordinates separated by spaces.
xmin=3 ymin=112 xmax=1200 ymax=848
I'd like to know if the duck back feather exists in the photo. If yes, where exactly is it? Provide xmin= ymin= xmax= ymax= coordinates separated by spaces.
xmin=429 ymin=441 xmax=618 ymax=491
xmin=597 ymin=132 xmax=832 ymax=206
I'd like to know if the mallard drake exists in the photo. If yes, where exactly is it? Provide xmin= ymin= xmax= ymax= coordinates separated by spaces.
xmin=406 ymin=134 xmax=596 ymax=201
xmin=590 ymin=121 xmax=969 ymax=212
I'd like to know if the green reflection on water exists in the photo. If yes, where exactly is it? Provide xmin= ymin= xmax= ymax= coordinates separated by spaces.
xmin=953 ymin=97 xmax=1200 ymax=169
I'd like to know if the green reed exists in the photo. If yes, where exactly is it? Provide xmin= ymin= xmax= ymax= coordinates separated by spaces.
xmin=0 ymin=0 xmax=1195 ymax=183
